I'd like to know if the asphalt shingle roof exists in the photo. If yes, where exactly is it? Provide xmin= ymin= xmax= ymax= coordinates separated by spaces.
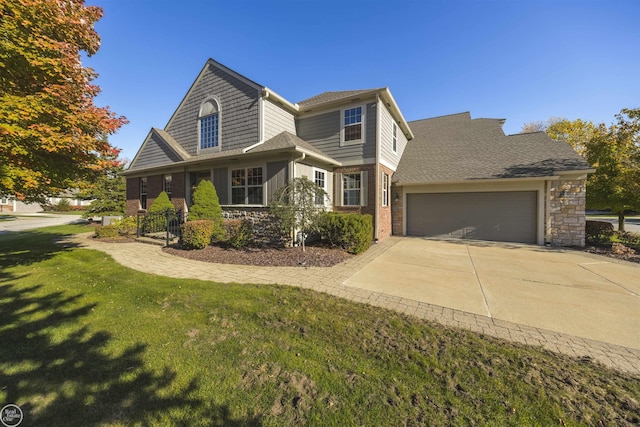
xmin=394 ymin=112 xmax=592 ymax=184
xmin=297 ymin=89 xmax=385 ymax=109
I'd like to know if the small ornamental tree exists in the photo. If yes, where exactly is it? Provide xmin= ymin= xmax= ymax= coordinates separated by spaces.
xmin=188 ymin=180 xmax=224 ymax=240
xmin=148 ymin=191 xmax=174 ymax=215
xmin=270 ymin=177 xmax=328 ymax=252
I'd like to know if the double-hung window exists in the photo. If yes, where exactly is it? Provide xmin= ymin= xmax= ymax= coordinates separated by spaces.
xmin=163 ymin=174 xmax=172 ymax=200
xmin=199 ymin=99 xmax=220 ymax=150
xmin=382 ymin=173 xmax=389 ymax=207
xmin=314 ymin=170 xmax=326 ymax=205
xmin=140 ymin=177 xmax=147 ymax=209
xmin=392 ymin=122 xmax=398 ymax=153
xmin=342 ymin=106 xmax=363 ymax=144
xmin=231 ymin=167 xmax=263 ymax=205
xmin=343 ymin=173 xmax=361 ymax=206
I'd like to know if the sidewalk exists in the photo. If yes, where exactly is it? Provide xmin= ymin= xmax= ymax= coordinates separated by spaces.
xmin=68 ymin=233 xmax=640 ymax=376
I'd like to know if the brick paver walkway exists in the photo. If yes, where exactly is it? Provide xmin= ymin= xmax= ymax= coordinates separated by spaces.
xmin=66 ymin=233 xmax=640 ymax=376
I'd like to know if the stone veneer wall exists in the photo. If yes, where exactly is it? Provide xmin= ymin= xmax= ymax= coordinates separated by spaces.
xmin=548 ymin=179 xmax=586 ymax=247
xmin=222 ymin=207 xmax=287 ymax=247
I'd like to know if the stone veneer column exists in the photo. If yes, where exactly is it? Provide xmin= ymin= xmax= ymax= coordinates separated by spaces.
xmin=549 ymin=179 xmax=586 ymax=247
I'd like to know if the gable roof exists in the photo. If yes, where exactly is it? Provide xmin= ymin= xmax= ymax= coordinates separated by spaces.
xmin=297 ymin=89 xmax=384 ymax=109
xmin=122 ymin=131 xmax=340 ymax=176
xmin=297 ymin=87 xmax=414 ymax=140
xmin=394 ymin=112 xmax=593 ymax=185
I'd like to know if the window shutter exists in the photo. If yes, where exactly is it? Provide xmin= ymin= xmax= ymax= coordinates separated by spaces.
xmin=360 ymin=170 xmax=368 ymax=206
xmin=334 ymin=173 xmax=343 ymax=206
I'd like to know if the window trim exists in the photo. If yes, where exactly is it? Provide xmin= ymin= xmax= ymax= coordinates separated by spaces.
xmin=340 ymin=104 xmax=365 ymax=146
xmin=392 ymin=122 xmax=398 ymax=153
xmin=382 ymin=172 xmax=389 ymax=207
xmin=198 ymin=97 xmax=221 ymax=153
xmin=314 ymin=169 xmax=327 ymax=206
xmin=342 ymin=172 xmax=362 ymax=206
xmin=163 ymin=174 xmax=172 ymax=200
xmin=140 ymin=177 xmax=147 ymax=210
xmin=230 ymin=166 xmax=265 ymax=206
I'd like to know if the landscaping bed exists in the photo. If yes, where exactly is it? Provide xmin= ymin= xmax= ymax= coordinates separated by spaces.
xmin=583 ymin=243 xmax=640 ymax=264
xmin=164 ymin=243 xmax=352 ymax=267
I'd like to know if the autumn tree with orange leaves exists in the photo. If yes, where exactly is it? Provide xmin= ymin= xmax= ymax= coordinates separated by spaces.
xmin=0 ymin=0 xmax=126 ymax=202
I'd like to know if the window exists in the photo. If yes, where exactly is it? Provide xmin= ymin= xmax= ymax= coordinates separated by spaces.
xmin=342 ymin=106 xmax=363 ymax=144
xmin=314 ymin=170 xmax=326 ymax=205
xmin=199 ymin=99 xmax=220 ymax=150
xmin=392 ymin=122 xmax=398 ymax=153
xmin=343 ymin=173 xmax=361 ymax=206
xmin=140 ymin=177 xmax=147 ymax=209
xmin=382 ymin=173 xmax=389 ymax=207
xmin=231 ymin=167 xmax=263 ymax=205
xmin=163 ymin=174 xmax=172 ymax=200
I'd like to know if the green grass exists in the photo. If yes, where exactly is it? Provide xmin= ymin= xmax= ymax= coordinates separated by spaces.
xmin=1 ymin=225 xmax=639 ymax=426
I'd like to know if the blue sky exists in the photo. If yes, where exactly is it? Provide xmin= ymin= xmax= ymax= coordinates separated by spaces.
xmin=85 ymin=0 xmax=640 ymax=162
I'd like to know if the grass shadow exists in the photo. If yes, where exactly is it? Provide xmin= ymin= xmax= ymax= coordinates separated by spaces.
xmin=0 ymin=227 xmax=261 ymax=425
xmin=0 ymin=283 xmax=260 ymax=426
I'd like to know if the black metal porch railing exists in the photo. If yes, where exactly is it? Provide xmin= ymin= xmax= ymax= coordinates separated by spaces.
xmin=136 ymin=209 xmax=185 ymax=246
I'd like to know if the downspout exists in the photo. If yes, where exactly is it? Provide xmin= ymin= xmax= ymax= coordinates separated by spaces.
xmin=374 ymin=94 xmax=381 ymax=242
xmin=290 ymin=152 xmax=306 ymax=181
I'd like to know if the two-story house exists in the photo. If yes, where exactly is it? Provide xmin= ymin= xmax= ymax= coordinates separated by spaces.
xmin=123 ymin=59 xmax=593 ymax=246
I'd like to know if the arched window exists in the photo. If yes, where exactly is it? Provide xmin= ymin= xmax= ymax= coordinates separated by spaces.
xmin=199 ymin=98 xmax=220 ymax=150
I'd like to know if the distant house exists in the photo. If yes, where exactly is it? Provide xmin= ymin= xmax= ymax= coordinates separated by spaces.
xmin=122 ymin=59 xmax=592 ymax=246
xmin=1 ymin=191 xmax=92 ymax=213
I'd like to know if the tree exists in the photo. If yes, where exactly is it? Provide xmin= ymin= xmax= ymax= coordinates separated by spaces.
xmin=82 ymin=147 xmax=126 ymax=217
xmin=188 ymin=180 xmax=222 ymax=221
xmin=270 ymin=177 xmax=328 ymax=252
xmin=0 ymin=0 xmax=127 ymax=203
xmin=148 ymin=191 xmax=175 ymax=215
xmin=188 ymin=180 xmax=224 ymax=239
xmin=585 ymin=108 xmax=640 ymax=231
xmin=521 ymin=117 xmax=596 ymax=156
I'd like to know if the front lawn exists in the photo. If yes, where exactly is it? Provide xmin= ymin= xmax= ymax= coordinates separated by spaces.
xmin=1 ymin=225 xmax=638 ymax=425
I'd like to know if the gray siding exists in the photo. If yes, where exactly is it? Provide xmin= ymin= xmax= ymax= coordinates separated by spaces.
xmin=296 ymin=102 xmax=377 ymax=163
xmin=213 ymin=167 xmax=229 ymax=205
xmin=132 ymin=132 xmax=184 ymax=170
xmin=264 ymin=100 xmax=296 ymax=140
xmin=266 ymin=160 xmax=288 ymax=204
xmin=379 ymin=103 xmax=408 ymax=171
xmin=165 ymin=62 xmax=261 ymax=156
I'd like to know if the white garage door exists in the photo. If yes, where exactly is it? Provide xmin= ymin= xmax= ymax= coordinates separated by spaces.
xmin=406 ymin=191 xmax=538 ymax=244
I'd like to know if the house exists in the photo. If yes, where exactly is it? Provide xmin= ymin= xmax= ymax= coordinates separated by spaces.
xmin=122 ymin=59 xmax=592 ymax=246
xmin=0 ymin=190 xmax=92 ymax=213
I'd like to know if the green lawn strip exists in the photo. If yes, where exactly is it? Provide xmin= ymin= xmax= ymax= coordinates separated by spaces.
xmin=1 ymin=225 xmax=638 ymax=426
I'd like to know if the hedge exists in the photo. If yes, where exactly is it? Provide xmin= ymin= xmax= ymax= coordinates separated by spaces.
xmin=181 ymin=220 xmax=215 ymax=249
xmin=585 ymin=220 xmax=614 ymax=245
xmin=318 ymin=212 xmax=373 ymax=254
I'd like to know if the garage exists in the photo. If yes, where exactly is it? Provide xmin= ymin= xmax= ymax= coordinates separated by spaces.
xmin=406 ymin=191 xmax=538 ymax=244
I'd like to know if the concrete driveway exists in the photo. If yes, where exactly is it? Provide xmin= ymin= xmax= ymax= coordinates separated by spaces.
xmin=344 ymin=238 xmax=640 ymax=350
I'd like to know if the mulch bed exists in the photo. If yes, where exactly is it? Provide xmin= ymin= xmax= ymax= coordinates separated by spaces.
xmin=163 ymin=243 xmax=352 ymax=267
xmin=582 ymin=245 xmax=640 ymax=264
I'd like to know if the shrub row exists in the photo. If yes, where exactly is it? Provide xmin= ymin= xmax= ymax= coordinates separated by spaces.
xmin=317 ymin=212 xmax=373 ymax=254
xmin=180 ymin=218 xmax=255 ymax=249
xmin=585 ymin=220 xmax=614 ymax=245
xmin=618 ymin=231 xmax=640 ymax=249
xmin=181 ymin=220 xmax=215 ymax=249
xmin=94 ymin=216 xmax=138 ymax=238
